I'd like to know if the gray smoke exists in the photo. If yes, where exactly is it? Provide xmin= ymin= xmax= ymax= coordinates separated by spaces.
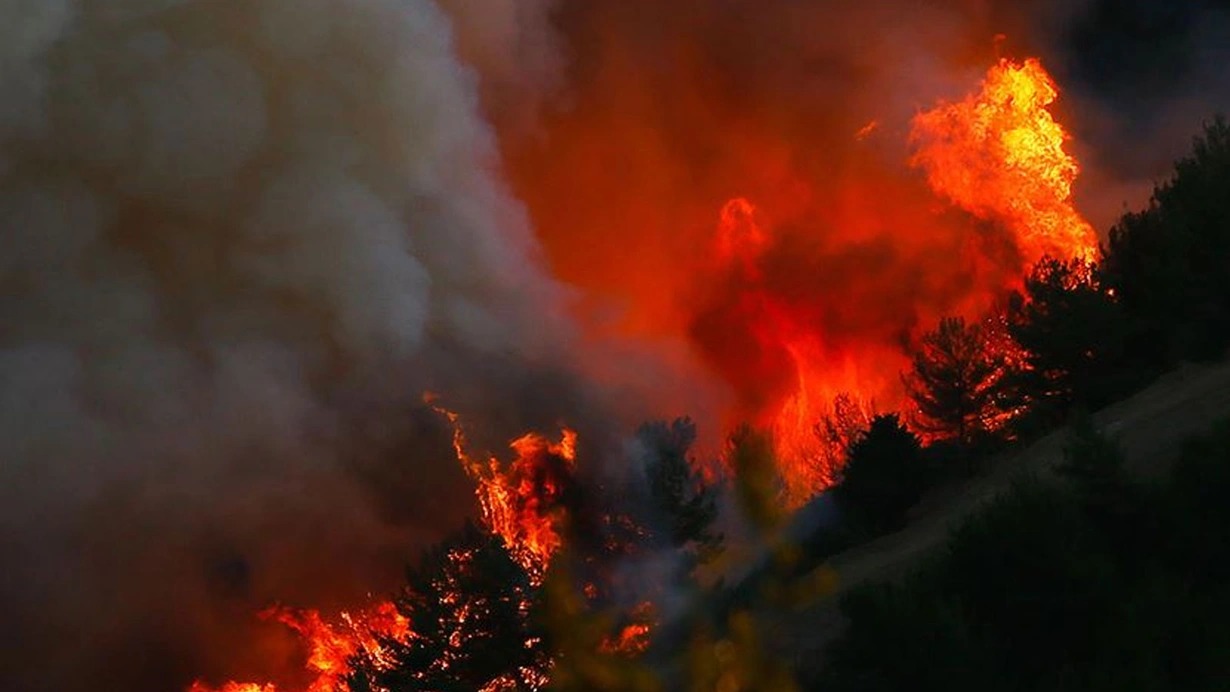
xmin=437 ymin=0 xmax=564 ymax=136
xmin=0 ymin=1 xmax=591 ymax=689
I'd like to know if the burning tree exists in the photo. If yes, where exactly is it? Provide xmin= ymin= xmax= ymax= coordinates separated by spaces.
xmin=904 ymin=316 xmax=1018 ymax=449
xmin=351 ymin=523 xmax=550 ymax=692
xmin=812 ymin=393 xmax=876 ymax=483
xmin=1007 ymin=257 xmax=1134 ymax=427
xmin=911 ymin=57 xmax=1098 ymax=263
xmin=189 ymin=602 xmax=412 ymax=692
xmin=350 ymin=412 xmax=724 ymax=690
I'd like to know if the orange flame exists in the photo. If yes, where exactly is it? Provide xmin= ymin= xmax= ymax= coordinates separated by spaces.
xmin=194 ymin=403 xmax=571 ymax=691
xmin=426 ymin=395 xmax=577 ymax=577
xmin=479 ymin=430 xmax=577 ymax=575
xmin=188 ymin=684 xmax=276 ymax=692
xmin=911 ymin=57 xmax=1097 ymax=263
xmin=704 ymin=57 xmax=1093 ymax=504
xmin=191 ymin=53 xmax=1100 ymax=691
xmin=706 ymin=198 xmax=885 ymax=503
xmin=188 ymin=602 xmax=411 ymax=692
xmin=599 ymin=602 xmax=656 ymax=656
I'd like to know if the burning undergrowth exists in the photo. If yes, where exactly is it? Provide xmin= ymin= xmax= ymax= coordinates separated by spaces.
xmin=0 ymin=1 xmax=601 ymax=689
xmin=2 ymin=0 xmax=1224 ymax=690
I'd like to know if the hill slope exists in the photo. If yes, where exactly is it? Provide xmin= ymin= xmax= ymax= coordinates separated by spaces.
xmin=767 ymin=359 xmax=1230 ymax=670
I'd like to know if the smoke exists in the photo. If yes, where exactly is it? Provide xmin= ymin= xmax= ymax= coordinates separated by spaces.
xmin=488 ymin=0 xmax=1047 ymax=451
xmin=482 ymin=0 xmax=1230 ymax=454
xmin=4 ymin=0 xmax=1228 ymax=688
xmin=436 ymin=0 xmax=564 ymax=136
xmin=1039 ymin=0 xmax=1230 ymax=231
xmin=0 ymin=1 xmax=593 ymax=689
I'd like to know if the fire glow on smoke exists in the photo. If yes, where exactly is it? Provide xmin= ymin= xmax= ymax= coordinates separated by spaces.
xmin=189 ymin=603 xmax=410 ymax=692
xmin=694 ymin=57 xmax=1097 ymax=503
xmin=193 ymin=55 xmax=1096 ymax=692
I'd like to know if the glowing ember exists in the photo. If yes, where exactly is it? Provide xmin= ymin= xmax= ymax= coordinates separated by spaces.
xmin=188 ymin=602 xmax=410 ymax=692
xmin=601 ymin=623 xmax=654 ymax=656
xmin=911 ymin=57 xmax=1097 ymax=263
xmin=599 ymin=602 xmax=656 ymax=656
xmin=427 ymin=395 xmax=577 ymax=577
xmin=188 ymin=684 xmax=275 ymax=692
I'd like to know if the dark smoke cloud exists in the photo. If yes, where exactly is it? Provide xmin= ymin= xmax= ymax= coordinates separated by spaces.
xmin=1026 ymin=0 xmax=1230 ymax=230
xmin=0 ymin=1 xmax=597 ymax=690
xmin=4 ymin=0 xmax=1227 ymax=689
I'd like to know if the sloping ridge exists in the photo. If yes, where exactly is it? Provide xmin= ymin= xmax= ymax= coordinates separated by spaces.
xmin=771 ymin=359 xmax=1230 ymax=666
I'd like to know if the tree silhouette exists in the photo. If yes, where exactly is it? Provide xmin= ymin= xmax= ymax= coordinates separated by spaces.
xmin=1103 ymin=116 xmax=1230 ymax=364
xmin=835 ymin=414 xmax=926 ymax=532
xmin=356 ymin=523 xmax=548 ymax=691
xmin=637 ymin=418 xmax=723 ymax=563
xmin=904 ymin=316 xmax=1016 ymax=449
xmin=1007 ymin=257 xmax=1135 ymax=426
xmin=813 ymin=393 xmax=876 ymax=485
xmin=815 ymin=421 xmax=1230 ymax=692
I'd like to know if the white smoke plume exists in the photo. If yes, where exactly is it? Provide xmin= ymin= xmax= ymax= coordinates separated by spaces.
xmin=0 ymin=1 xmax=586 ymax=689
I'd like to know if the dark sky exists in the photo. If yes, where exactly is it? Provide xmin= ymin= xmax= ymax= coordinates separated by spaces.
xmin=1058 ymin=0 xmax=1230 ymax=103
xmin=1021 ymin=0 xmax=1230 ymax=224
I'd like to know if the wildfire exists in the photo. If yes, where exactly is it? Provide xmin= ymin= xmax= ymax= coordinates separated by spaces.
xmin=911 ymin=57 xmax=1098 ymax=263
xmin=192 ymin=403 xmax=572 ymax=692
xmin=189 ymin=602 xmax=411 ymax=692
xmin=478 ymin=430 xmax=578 ymax=575
xmin=715 ymin=197 xmax=769 ymax=277
xmin=704 ymin=198 xmax=884 ymax=503
xmin=700 ymin=57 xmax=1094 ymax=504
xmin=189 ymin=685 xmax=275 ymax=692
xmin=599 ymin=602 xmax=657 ymax=656
xmin=427 ymin=395 xmax=577 ymax=577
xmin=190 ymin=50 xmax=1101 ymax=690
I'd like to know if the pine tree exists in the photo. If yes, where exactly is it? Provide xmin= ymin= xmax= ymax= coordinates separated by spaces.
xmin=637 ymin=418 xmax=722 ymax=562
xmin=835 ymin=414 xmax=926 ymax=532
xmin=1103 ymin=116 xmax=1230 ymax=364
xmin=904 ymin=316 xmax=1016 ymax=448
xmin=358 ymin=523 xmax=548 ymax=691
xmin=1007 ymin=256 xmax=1135 ymax=423
xmin=814 ymin=393 xmax=875 ymax=484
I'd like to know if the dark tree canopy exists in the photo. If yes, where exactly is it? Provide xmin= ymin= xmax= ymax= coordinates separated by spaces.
xmin=1006 ymin=256 xmax=1136 ymax=425
xmin=904 ymin=316 xmax=1016 ymax=449
xmin=835 ymin=414 xmax=926 ymax=532
xmin=813 ymin=393 xmax=876 ymax=485
xmin=814 ymin=422 xmax=1230 ymax=692
xmin=355 ymin=523 xmax=548 ymax=692
xmin=1103 ymin=116 xmax=1230 ymax=365
xmin=637 ymin=418 xmax=723 ymax=562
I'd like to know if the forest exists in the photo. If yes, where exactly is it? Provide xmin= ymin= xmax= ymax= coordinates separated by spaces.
xmin=319 ymin=117 xmax=1230 ymax=690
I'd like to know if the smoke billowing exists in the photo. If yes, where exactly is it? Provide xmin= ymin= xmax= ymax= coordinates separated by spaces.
xmin=0 ymin=1 xmax=592 ymax=689
xmin=494 ymin=1 xmax=1059 ymax=464
xmin=3 ymin=0 xmax=1229 ymax=689
xmin=487 ymin=0 xmax=1230 ymax=464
